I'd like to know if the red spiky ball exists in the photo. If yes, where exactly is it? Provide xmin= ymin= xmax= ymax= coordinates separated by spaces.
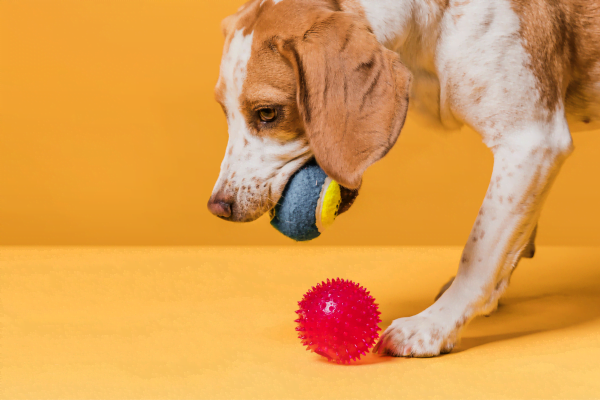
xmin=295 ymin=278 xmax=382 ymax=364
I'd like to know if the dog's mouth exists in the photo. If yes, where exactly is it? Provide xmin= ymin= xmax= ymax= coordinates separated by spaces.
xmin=267 ymin=176 xmax=361 ymax=221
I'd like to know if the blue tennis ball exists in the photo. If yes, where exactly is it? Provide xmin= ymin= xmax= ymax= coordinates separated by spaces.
xmin=270 ymin=161 xmax=352 ymax=242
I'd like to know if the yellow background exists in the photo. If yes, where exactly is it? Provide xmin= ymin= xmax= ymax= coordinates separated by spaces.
xmin=2 ymin=3 xmax=600 ymax=399
xmin=2 ymin=246 xmax=600 ymax=399
xmin=1 ymin=0 xmax=600 ymax=246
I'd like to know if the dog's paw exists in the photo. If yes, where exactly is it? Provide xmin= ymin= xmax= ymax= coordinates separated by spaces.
xmin=372 ymin=314 xmax=461 ymax=358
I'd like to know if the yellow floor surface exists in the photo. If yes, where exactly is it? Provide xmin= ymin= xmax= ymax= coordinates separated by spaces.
xmin=1 ymin=247 xmax=599 ymax=399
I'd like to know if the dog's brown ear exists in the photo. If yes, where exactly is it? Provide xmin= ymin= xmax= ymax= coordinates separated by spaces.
xmin=276 ymin=11 xmax=411 ymax=189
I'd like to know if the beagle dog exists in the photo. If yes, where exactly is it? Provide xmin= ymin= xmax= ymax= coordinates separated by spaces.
xmin=207 ymin=0 xmax=600 ymax=357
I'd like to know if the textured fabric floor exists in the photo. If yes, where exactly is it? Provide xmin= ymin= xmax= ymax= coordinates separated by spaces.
xmin=1 ymin=247 xmax=599 ymax=399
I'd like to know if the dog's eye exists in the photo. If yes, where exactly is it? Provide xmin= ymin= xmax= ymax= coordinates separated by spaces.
xmin=258 ymin=108 xmax=277 ymax=123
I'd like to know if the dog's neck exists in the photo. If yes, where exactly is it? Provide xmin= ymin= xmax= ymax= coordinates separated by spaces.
xmin=341 ymin=0 xmax=446 ymax=73
xmin=337 ymin=0 xmax=448 ymax=128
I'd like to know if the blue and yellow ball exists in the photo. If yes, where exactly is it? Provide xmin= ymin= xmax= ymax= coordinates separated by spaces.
xmin=270 ymin=161 xmax=350 ymax=241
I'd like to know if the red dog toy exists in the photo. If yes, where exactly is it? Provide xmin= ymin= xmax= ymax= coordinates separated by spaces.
xmin=295 ymin=278 xmax=381 ymax=364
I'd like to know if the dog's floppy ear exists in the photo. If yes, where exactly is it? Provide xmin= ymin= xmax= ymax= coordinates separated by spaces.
xmin=276 ymin=11 xmax=411 ymax=189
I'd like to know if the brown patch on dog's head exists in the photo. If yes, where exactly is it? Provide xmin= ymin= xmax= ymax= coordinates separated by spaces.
xmin=210 ymin=0 xmax=411 ymax=221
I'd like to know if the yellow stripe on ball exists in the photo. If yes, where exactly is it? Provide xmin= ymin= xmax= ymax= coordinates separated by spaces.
xmin=319 ymin=180 xmax=341 ymax=230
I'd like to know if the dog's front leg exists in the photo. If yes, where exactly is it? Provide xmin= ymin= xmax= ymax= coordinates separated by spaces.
xmin=374 ymin=123 xmax=573 ymax=357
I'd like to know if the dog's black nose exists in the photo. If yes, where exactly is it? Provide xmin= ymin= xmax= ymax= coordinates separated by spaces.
xmin=207 ymin=193 xmax=234 ymax=219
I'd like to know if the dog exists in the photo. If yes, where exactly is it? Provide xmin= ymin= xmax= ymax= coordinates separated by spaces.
xmin=207 ymin=0 xmax=600 ymax=357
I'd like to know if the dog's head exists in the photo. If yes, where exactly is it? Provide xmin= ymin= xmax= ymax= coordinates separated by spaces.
xmin=208 ymin=0 xmax=411 ymax=222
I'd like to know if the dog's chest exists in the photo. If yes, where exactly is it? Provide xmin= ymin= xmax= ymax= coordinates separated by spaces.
xmin=401 ymin=62 xmax=448 ymax=129
xmin=393 ymin=38 xmax=457 ymax=130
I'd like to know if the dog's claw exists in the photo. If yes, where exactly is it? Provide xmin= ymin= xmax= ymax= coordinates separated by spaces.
xmin=372 ymin=333 xmax=385 ymax=354
xmin=372 ymin=341 xmax=380 ymax=354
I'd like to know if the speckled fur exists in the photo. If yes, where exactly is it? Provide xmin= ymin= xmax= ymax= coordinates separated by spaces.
xmin=210 ymin=0 xmax=595 ymax=357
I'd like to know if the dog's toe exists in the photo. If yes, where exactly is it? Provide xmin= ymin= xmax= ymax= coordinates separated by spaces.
xmin=373 ymin=315 xmax=459 ymax=358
